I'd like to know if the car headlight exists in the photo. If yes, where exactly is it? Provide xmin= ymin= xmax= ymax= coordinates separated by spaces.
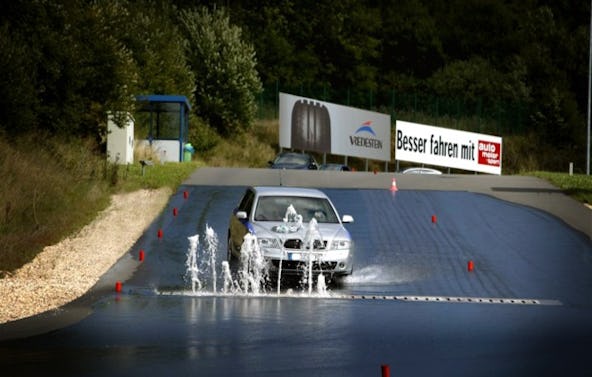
xmin=331 ymin=240 xmax=351 ymax=250
xmin=258 ymin=237 xmax=281 ymax=249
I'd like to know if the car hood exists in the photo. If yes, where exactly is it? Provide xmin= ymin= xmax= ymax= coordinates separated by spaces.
xmin=251 ymin=220 xmax=350 ymax=241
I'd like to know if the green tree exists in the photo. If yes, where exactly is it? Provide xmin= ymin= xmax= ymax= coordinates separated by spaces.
xmin=0 ymin=23 xmax=38 ymax=133
xmin=67 ymin=1 xmax=138 ymax=139
xmin=116 ymin=1 xmax=195 ymax=99
xmin=229 ymin=1 xmax=299 ymax=86
xmin=379 ymin=0 xmax=444 ymax=83
xmin=179 ymin=6 xmax=262 ymax=135
xmin=313 ymin=0 xmax=381 ymax=90
xmin=0 ymin=0 xmax=137 ymax=140
xmin=428 ymin=57 xmax=530 ymax=105
xmin=517 ymin=5 xmax=586 ymax=168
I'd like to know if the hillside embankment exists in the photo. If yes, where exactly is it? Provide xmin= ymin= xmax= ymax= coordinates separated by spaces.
xmin=0 ymin=188 xmax=171 ymax=324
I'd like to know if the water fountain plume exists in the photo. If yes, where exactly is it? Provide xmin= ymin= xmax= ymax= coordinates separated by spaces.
xmin=283 ymin=204 xmax=303 ymax=227
xmin=317 ymin=273 xmax=327 ymax=295
xmin=221 ymin=261 xmax=234 ymax=294
xmin=303 ymin=218 xmax=323 ymax=294
xmin=237 ymin=234 xmax=269 ymax=294
xmin=185 ymin=234 xmax=201 ymax=293
xmin=204 ymin=225 xmax=218 ymax=293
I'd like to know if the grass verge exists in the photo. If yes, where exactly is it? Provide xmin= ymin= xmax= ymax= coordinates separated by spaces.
xmin=109 ymin=160 xmax=204 ymax=192
xmin=0 ymin=132 xmax=204 ymax=276
xmin=530 ymin=171 xmax=592 ymax=205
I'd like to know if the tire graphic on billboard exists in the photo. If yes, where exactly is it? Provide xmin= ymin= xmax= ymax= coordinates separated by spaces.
xmin=291 ymin=100 xmax=331 ymax=153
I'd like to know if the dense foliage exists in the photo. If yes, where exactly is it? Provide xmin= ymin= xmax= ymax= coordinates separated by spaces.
xmin=227 ymin=0 xmax=589 ymax=171
xmin=0 ymin=0 xmax=589 ymax=170
xmin=0 ymin=0 xmax=260 ymax=140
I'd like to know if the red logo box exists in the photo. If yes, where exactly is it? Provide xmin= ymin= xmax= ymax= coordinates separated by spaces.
xmin=478 ymin=141 xmax=501 ymax=166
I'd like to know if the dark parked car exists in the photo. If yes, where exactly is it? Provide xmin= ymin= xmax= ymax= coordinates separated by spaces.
xmin=320 ymin=163 xmax=350 ymax=171
xmin=268 ymin=152 xmax=318 ymax=170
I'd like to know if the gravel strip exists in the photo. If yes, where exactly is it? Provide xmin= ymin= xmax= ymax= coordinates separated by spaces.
xmin=0 ymin=188 xmax=171 ymax=324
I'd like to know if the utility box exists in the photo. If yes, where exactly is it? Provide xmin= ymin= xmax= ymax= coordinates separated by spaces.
xmin=107 ymin=113 xmax=134 ymax=164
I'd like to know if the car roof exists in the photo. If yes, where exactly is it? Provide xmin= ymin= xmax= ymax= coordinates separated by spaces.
xmin=402 ymin=167 xmax=442 ymax=174
xmin=276 ymin=152 xmax=311 ymax=158
xmin=251 ymin=186 xmax=328 ymax=199
xmin=278 ymin=151 xmax=310 ymax=155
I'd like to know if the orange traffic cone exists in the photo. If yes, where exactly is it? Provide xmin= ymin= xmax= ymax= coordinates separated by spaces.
xmin=390 ymin=177 xmax=398 ymax=192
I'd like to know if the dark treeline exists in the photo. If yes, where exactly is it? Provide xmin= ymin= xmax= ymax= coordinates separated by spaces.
xmin=223 ymin=0 xmax=589 ymax=170
xmin=0 ymin=0 xmax=589 ymax=170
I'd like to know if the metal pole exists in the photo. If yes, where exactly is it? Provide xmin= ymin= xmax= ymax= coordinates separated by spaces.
xmin=587 ymin=0 xmax=591 ymax=175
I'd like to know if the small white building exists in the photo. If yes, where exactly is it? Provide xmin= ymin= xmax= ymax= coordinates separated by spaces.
xmin=106 ymin=112 xmax=134 ymax=165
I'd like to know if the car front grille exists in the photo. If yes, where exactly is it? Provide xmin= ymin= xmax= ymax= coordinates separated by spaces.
xmin=271 ymin=260 xmax=337 ymax=271
xmin=283 ymin=239 xmax=326 ymax=250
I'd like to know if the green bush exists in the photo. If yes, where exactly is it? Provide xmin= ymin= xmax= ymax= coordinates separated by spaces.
xmin=188 ymin=116 xmax=221 ymax=153
xmin=179 ymin=6 xmax=262 ymax=136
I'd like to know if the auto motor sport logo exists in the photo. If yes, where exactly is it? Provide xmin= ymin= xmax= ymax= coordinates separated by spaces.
xmin=478 ymin=140 xmax=501 ymax=167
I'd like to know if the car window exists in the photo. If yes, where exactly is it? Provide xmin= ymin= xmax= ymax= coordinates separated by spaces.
xmin=254 ymin=196 xmax=339 ymax=223
xmin=237 ymin=189 xmax=255 ymax=216
xmin=277 ymin=154 xmax=307 ymax=164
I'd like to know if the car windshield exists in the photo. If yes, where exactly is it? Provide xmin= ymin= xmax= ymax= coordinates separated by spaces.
xmin=275 ymin=154 xmax=308 ymax=164
xmin=254 ymin=196 xmax=339 ymax=223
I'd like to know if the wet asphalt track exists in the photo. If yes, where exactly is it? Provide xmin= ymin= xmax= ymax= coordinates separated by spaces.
xmin=1 ymin=168 xmax=591 ymax=377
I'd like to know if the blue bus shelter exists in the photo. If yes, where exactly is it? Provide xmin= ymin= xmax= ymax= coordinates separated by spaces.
xmin=135 ymin=94 xmax=191 ymax=162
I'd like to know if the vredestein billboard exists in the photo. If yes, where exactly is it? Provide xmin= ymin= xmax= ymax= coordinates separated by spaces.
xmin=279 ymin=93 xmax=391 ymax=162
xmin=396 ymin=120 xmax=503 ymax=175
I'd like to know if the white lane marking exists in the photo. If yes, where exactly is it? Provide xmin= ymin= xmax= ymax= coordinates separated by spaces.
xmin=155 ymin=290 xmax=561 ymax=306
xmin=347 ymin=295 xmax=561 ymax=306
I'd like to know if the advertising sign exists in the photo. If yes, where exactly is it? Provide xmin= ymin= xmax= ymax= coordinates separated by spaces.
xmin=395 ymin=120 xmax=502 ymax=175
xmin=279 ymin=93 xmax=391 ymax=161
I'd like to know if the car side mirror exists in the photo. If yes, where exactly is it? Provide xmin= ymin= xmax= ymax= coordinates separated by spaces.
xmin=342 ymin=215 xmax=354 ymax=223
xmin=236 ymin=211 xmax=247 ymax=220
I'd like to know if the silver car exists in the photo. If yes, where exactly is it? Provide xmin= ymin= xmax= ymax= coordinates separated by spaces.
xmin=401 ymin=167 xmax=442 ymax=175
xmin=228 ymin=186 xmax=354 ymax=277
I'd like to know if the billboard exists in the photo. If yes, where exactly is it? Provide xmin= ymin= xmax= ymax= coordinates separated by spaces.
xmin=396 ymin=120 xmax=502 ymax=175
xmin=279 ymin=93 xmax=391 ymax=162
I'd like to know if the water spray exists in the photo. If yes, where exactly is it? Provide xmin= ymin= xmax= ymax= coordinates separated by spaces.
xmin=274 ymin=204 xmax=303 ymax=294
xmin=204 ymin=225 xmax=218 ymax=293
xmin=237 ymin=233 xmax=269 ymax=294
xmin=185 ymin=234 xmax=201 ymax=292
xmin=303 ymin=218 xmax=323 ymax=295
